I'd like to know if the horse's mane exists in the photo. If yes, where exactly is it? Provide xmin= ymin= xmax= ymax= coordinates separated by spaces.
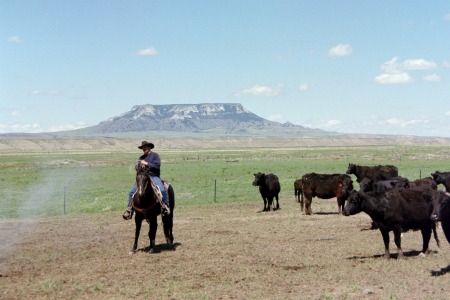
xmin=135 ymin=163 xmax=151 ymax=175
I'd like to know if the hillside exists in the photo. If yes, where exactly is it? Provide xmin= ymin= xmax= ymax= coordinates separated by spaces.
xmin=2 ymin=103 xmax=450 ymax=151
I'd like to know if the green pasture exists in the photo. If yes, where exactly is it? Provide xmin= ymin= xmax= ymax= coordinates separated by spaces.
xmin=1 ymin=145 xmax=450 ymax=219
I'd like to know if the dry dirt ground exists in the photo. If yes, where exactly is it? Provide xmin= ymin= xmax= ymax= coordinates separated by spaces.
xmin=1 ymin=198 xmax=450 ymax=300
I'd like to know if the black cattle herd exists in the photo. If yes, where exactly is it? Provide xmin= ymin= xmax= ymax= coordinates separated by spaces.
xmin=252 ymin=164 xmax=450 ymax=259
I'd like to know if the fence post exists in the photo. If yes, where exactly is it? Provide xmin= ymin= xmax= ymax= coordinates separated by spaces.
xmin=214 ymin=178 xmax=217 ymax=202
xmin=64 ymin=184 xmax=67 ymax=215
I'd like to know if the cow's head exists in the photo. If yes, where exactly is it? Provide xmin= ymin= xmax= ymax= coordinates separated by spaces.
xmin=358 ymin=177 xmax=373 ymax=192
xmin=341 ymin=176 xmax=354 ymax=195
xmin=431 ymin=171 xmax=444 ymax=184
xmin=343 ymin=191 xmax=363 ymax=216
xmin=346 ymin=163 xmax=356 ymax=175
xmin=252 ymin=172 xmax=265 ymax=186
xmin=430 ymin=191 xmax=450 ymax=221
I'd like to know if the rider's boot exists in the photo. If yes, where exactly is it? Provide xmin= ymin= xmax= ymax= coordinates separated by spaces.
xmin=122 ymin=205 xmax=134 ymax=220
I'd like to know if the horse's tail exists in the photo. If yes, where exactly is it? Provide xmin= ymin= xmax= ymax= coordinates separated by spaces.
xmin=167 ymin=183 xmax=175 ymax=211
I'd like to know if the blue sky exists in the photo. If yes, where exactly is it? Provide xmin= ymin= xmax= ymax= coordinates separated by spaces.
xmin=2 ymin=1 xmax=450 ymax=137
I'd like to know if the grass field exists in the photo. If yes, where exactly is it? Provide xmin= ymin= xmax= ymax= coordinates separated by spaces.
xmin=1 ymin=145 xmax=450 ymax=219
xmin=2 ymin=145 xmax=450 ymax=299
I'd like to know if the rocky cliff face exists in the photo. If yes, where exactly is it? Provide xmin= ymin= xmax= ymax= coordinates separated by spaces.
xmin=84 ymin=103 xmax=305 ymax=134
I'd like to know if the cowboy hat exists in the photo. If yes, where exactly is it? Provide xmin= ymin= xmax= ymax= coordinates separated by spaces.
xmin=138 ymin=141 xmax=154 ymax=149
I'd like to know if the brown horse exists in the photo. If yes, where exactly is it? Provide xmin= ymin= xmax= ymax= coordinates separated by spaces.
xmin=130 ymin=164 xmax=175 ymax=254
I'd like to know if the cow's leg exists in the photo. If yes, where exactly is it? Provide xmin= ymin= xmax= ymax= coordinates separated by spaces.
xmin=420 ymin=227 xmax=432 ymax=256
xmin=336 ymin=196 xmax=343 ymax=215
xmin=305 ymin=196 xmax=312 ymax=215
xmin=262 ymin=196 xmax=268 ymax=211
xmin=392 ymin=228 xmax=403 ymax=259
xmin=268 ymin=196 xmax=273 ymax=211
xmin=380 ymin=229 xmax=391 ymax=259
xmin=131 ymin=213 xmax=143 ymax=254
xmin=148 ymin=215 xmax=158 ymax=253
xmin=300 ymin=193 xmax=304 ymax=212
xmin=275 ymin=195 xmax=280 ymax=210
xmin=432 ymin=224 xmax=440 ymax=249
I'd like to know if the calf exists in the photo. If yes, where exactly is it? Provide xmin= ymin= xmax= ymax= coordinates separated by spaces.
xmin=346 ymin=163 xmax=398 ymax=183
xmin=300 ymin=173 xmax=353 ymax=215
xmin=294 ymin=179 xmax=302 ymax=203
xmin=253 ymin=172 xmax=281 ymax=211
xmin=431 ymin=171 xmax=450 ymax=192
xmin=343 ymin=187 xmax=439 ymax=259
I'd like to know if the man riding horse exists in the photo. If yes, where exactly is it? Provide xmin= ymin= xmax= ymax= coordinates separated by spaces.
xmin=123 ymin=141 xmax=170 ymax=220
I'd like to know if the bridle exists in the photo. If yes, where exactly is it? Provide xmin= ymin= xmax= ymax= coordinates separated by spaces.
xmin=132 ymin=167 xmax=159 ymax=216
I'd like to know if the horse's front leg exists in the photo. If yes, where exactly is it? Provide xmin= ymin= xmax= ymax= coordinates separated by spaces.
xmin=130 ymin=214 xmax=143 ymax=254
xmin=148 ymin=215 xmax=158 ymax=253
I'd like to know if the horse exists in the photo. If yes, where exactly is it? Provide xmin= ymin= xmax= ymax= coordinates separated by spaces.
xmin=130 ymin=164 xmax=175 ymax=254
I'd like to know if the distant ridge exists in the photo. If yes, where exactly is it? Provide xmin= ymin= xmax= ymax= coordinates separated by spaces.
xmin=71 ymin=103 xmax=329 ymax=137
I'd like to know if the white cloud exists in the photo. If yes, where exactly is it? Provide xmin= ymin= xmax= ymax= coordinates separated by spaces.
xmin=374 ymin=72 xmax=413 ymax=84
xmin=10 ymin=107 xmax=28 ymax=117
xmin=137 ymin=47 xmax=159 ymax=56
xmin=385 ymin=117 xmax=426 ymax=128
xmin=422 ymin=74 xmax=441 ymax=82
xmin=0 ymin=123 xmax=42 ymax=134
xmin=327 ymin=44 xmax=353 ymax=57
xmin=444 ymin=12 xmax=450 ymax=21
xmin=299 ymin=83 xmax=311 ymax=91
xmin=234 ymin=84 xmax=283 ymax=97
xmin=379 ymin=57 xmax=401 ymax=73
xmin=47 ymin=122 xmax=88 ymax=132
xmin=374 ymin=57 xmax=437 ymax=84
xmin=324 ymin=119 xmax=341 ymax=127
xmin=29 ymin=89 xmax=63 ymax=96
xmin=266 ymin=114 xmax=283 ymax=122
xmin=0 ymin=121 xmax=89 ymax=134
xmin=445 ymin=111 xmax=450 ymax=117
xmin=402 ymin=59 xmax=437 ymax=70
xmin=7 ymin=35 xmax=22 ymax=43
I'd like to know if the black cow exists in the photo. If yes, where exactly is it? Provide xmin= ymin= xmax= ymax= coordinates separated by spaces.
xmin=343 ymin=187 xmax=440 ymax=259
xmin=253 ymin=172 xmax=281 ymax=211
xmin=410 ymin=177 xmax=437 ymax=190
xmin=431 ymin=171 xmax=450 ymax=192
xmin=294 ymin=179 xmax=302 ymax=203
xmin=346 ymin=163 xmax=398 ymax=183
xmin=430 ymin=190 xmax=450 ymax=244
xmin=300 ymin=173 xmax=353 ymax=215
xmin=361 ymin=176 xmax=410 ymax=193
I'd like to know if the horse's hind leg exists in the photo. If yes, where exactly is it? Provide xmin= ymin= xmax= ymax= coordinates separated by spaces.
xmin=163 ymin=214 xmax=174 ymax=244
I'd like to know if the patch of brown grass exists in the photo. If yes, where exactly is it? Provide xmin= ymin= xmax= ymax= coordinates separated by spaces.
xmin=1 ymin=198 xmax=450 ymax=299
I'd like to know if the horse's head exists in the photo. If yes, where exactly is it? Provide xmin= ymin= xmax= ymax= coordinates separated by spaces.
xmin=135 ymin=164 xmax=152 ymax=199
